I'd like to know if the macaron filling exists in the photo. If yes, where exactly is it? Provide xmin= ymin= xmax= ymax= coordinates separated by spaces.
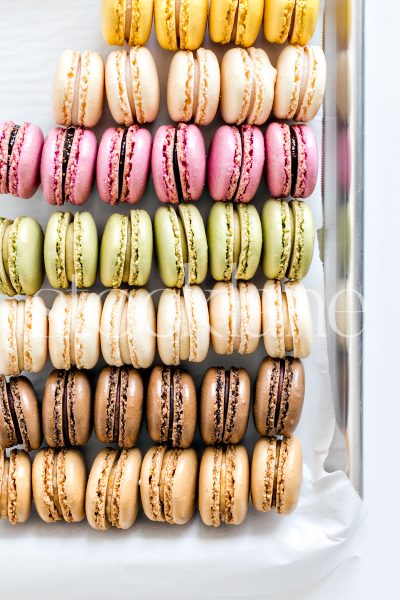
xmin=6 ymin=124 xmax=20 ymax=189
xmin=118 ymin=128 xmax=128 ymax=200
xmin=106 ymin=366 xmax=129 ymax=445
xmin=160 ymin=368 xmax=184 ymax=447
xmin=1 ymin=378 xmax=23 ymax=446
xmin=290 ymin=127 xmax=299 ymax=197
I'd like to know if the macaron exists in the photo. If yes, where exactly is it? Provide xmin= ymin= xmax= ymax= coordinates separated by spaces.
xmin=86 ymin=447 xmax=142 ymax=530
xmin=41 ymin=127 xmax=98 ymax=206
xmin=42 ymin=369 xmax=92 ymax=448
xmin=251 ymin=436 xmax=303 ymax=514
xmin=0 ymin=375 xmax=41 ymax=452
xmin=32 ymin=448 xmax=86 ymax=523
xmin=53 ymin=50 xmax=104 ymax=128
xmin=199 ymin=444 xmax=249 ymax=527
xmin=154 ymin=0 xmax=208 ymax=50
xmin=207 ymin=125 xmax=265 ymax=203
xmin=274 ymin=45 xmax=326 ymax=122
xmin=220 ymin=48 xmax=277 ymax=125
xmin=261 ymin=199 xmax=315 ymax=281
xmin=105 ymin=47 xmax=160 ymax=126
xmin=0 ymin=216 xmax=44 ymax=296
xmin=200 ymin=367 xmax=250 ymax=445
xmin=44 ymin=211 xmax=98 ymax=289
xmin=265 ymin=122 xmax=318 ymax=199
xmin=146 ymin=365 xmax=197 ymax=448
xmin=97 ymin=126 xmax=152 ymax=205
xmin=100 ymin=210 xmax=153 ymax=288
xmin=207 ymin=203 xmax=262 ymax=281
xmin=100 ymin=0 xmax=154 ymax=46
xmin=0 ymin=121 xmax=44 ymax=198
xmin=154 ymin=204 xmax=207 ymax=287
xmin=0 ymin=296 xmax=48 ymax=376
xmin=254 ymin=357 xmax=305 ymax=437
xmin=101 ymin=289 xmax=156 ymax=369
xmin=152 ymin=124 xmax=206 ymax=203
xmin=48 ymin=292 xmax=102 ymax=370
xmin=209 ymin=282 xmax=261 ymax=355
xmin=264 ymin=0 xmax=320 ymax=46
xmin=0 ymin=449 xmax=31 ymax=524
xmin=94 ymin=366 xmax=143 ymax=448
xmin=167 ymin=48 xmax=220 ymax=125
xmin=262 ymin=280 xmax=313 ymax=358
xmin=140 ymin=445 xmax=198 ymax=524
xmin=209 ymin=0 xmax=263 ymax=47
xmin=157 ymin=286 xmax=209 ymax=365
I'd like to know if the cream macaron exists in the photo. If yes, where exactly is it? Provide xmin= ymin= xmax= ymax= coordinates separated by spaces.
xmin=0 ymin=449 xmax=32 ymax=525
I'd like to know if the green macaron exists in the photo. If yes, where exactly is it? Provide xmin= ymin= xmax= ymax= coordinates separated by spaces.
xmin=207 ymin=203 xmax=262 ymax=281
xmin=154 ymin=204 xmax=208 ymax=288
xmin=100 ymin=209 xmax=153 ymax=288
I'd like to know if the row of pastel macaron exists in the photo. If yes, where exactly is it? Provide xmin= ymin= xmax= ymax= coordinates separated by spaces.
xmin=0 ymin=282 xmax=312 ymax=377
xmin=1 ymin=435 xmax=302 ymax=528
xmin=1 ymin=120 xmax=319 ymax=204
xmin=0 ymin=358 xmax=305 ymax=452
xmin=100 ymin=0 xmax=320 ymax=50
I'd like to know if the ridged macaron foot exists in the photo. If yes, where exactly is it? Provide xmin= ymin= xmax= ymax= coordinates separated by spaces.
xmin=41 ymin=127 xmax=98 ymax=206
xmin=42 ymin=369 xmax=92 ymax=448
xmin=32 ymin=448 xmax=86 ymax=523
xmin=53 ymin=50 xmax=104 ymax=128
xmin=97 ymin=126 xmax=152 ymax=205
xmin=251 ymin=436 xmax=303 ymax=514
xmin=157 ymin=286 xmax=210 ymax=365
xmin=0 ymin=449 xmax=31 ymax=524
xmin=254 ymin=357 xmax=305 ymax=437
xmin=105 ymin=47 xmax=160 ymax=126
xmin=0 ymin=296 xmax=48 ymax=376
xmin=220 ymin=48 xmax=277 ymax=125
xmin=140 ymin=445 xmax=198 ymax=524
xmin=264 ymin=0 xmax=320 ymax=46
xmin=199 ymin=444 xmax=249 ymax=526
xmin=0 ymin=375 xmax=42 ymax=452
xmin=94 ymin=366 xmax=143 ymax=448
xmin=154 ymin=0 xmax=208 ymax=50
xmin=100 ymin=0 xmax=154 ymax=46
xmin=208 ymin=203 xmax=262 ymax=281
xmin=48 ymin=292 xmax=102 ymax=370
xmin=209 ymin=282 xmax=261 ymax=355
xmin=167 ymin=48 xmax=220 ymax=125
xmin=209 ymin=0 xmax=263 ymax=47
xmin=0 ymin=121 xmax=44 ymax=198
xmin=146 ymin=365 xmax=197 ymax=448
xmin=86 ymin=447 xmax=142 ymax=530
xmin=200 ymin=367 xmax=250 ymax=445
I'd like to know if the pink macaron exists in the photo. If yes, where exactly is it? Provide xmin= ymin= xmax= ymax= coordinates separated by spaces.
xmin=0 ymin=120 xmax=44 ymax=198
xmin=265 ymin=122 xmax=318 ymax=199
xmin=151 ymin=123 xmax=206 ymax=203
xmin=207 ymin=125 xmax=265 ymax=203
xmin=97 ymin=126 xmax=152 ymax=205
xmin=41 ymin=127 xmax=97 ymax=206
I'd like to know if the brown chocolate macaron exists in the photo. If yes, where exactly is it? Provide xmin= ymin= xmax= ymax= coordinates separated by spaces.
xmin=200 ymin=367 xmax=250 ymax=445
xmin=94 ymin=366 xmax=143 ymax=448
xmin=42 ymin=369 xmax=92 ymax=448
xmin=0 ymin=375 xmax=42 ymax=451
xmin=254 ymin=357 xmax=305 ymax=437
xmin=140 ymin=445 xmax=198 ymax=525
xmin=146 ymin=366 xmax=197 ymax=449
xmin=199 ymin=444 xmax=249 ymax=527
xmin=0 ymin=449 xmax=32 ymax=524
xmin=251 ymin=436 xmax=303 ymax=515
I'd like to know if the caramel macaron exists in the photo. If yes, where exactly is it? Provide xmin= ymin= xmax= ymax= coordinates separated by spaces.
xmin=140 ymin=445 xmax=198 ymax=525
xmin=199 ymin=444 xmax=249 ymax=527
xmin=200 ymin=367 xmax=250 ymax=445
xmin=42 ymin=369 xmax=92 ymax=448
xmin=0 ymin=375 xmax=42 ymax=451
xmin=0 ymin=449 xmax=31 ymax=524
xmin=254 ymin=357 xmax=305 ymax=437
xmin=32 ymin=448 xmax=86 ymax=523
xmin=251 ymin=436 xmax=303 ymax=515
xmin=94 ymin=366 xmax=143 ymax=448
xmin=146 ymin=366 xmax=197 ymax=449
xmin=86 ymin=447 xmax=142 ymax=530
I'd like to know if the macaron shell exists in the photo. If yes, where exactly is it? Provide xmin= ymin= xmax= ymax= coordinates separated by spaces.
xmin=100 ymin=289 xmax=127 ymax=367
xmin=235 ymin=125 xmax=265 ymax=203
xmin=225 ymin=444 xmax=249 ymax=525
xmin=85 ymin=448 xmax=117 ymax=530
xmin=284 ymin=280 xmax=313 ymax=357
xmin=127 ymin=0 xmax=154 ymax=46
xmin=183 ymin=285 xmax=210 ymax=362
xmin=0 ymin=121 xmax=13 ymax=195
xmin=208 ymin=0 xmax=237 ymax=44
xmin=207 ymin=202 xmax=234 ymax=281
xmin=8 ymin=450 xmax=32 ymax=524
xmin=167 ymin=50 xmax=195 ymax=123
xmin=262 ymin=280 xmax=286 ymax=358
xmin=235 ymin=0 xmax=264 ymax=47
xmin=157 ymin=288 xmax=181 ymax=365
xmin=296 ymin=45 xmax=326 ymax=122
xmin=130 ymin=46 xmax=160 ymax=124
xmin=209 ymin=282 xmax=240 ymax=355
xmin=276 ymin=436 xmax=303 ymax=514
xmin=273 ymin=44 xmax=305 ymax=120
xmin=72 ymin=293 xmax=102 ymax=369
xmin=198 ymin=445 xmax=221 ymax=526
xmin=154 ymin=0 xmax=179 ymax=50
xmin=287 ymin=200 xmax=314 ymax=280
xmin=106 ymin=50 xmax=135 ymax=126
xmin=261 ymin=199 xmax=293 ymax=280
xmin=238 ymin=282 xmax=261 ymax=354
xmin=139 ymin=445 xmax=166 ymax=521
xmin=290 ymin=0 xmax=320 ymax=45
xmin=44 ymin=212 xmax=71 ymax=289
xmin=23 ymin=296 xmax=48 ymax=373
xmin=176 ymin=124 xmax=206 ymax=201
xmin=40 ymin=127 xmax=65 ymax=206
xmin=236 ymin=203 xmax=262 ymax=280
xmin=112 ymin=448 xmax=142 ymax=529
xmin=12 ymin=377 xmax=42 ymax=451
xmin=151 ymin=126 xmax=179 ymax=204
xmin=10 ymin=217 xmax=44 ymax=296
xmin=124 ymin=127 xmax=152 ymax=203
xmin=178 ymin=0 xmax=208 ymax=50
xmin=100 ymin=0 xmax=126 ymax=45
xmin=58 ymin=449 xmax=87 ymax=522
xmin=73 ymin=212 xmax=98 ymax=288
xmin=208 ymin=126 xmax=243 ymax=202
xmin=0 ymin=219 xmax=17 ymax=296
xmin=292 ymin=124 xmax=318 ymax=198
xmin=0 ymin=300 xmax=19 ymax=375
xmin=265 ymin=122 xmax=291 ymax=198
xmin=67 ymin=129 xmax=98 ymax=206
xmin=251 ymin=436 xmax=276 ymax=512
xmin=119 ymin=288 xmax=156 ymax=369
xmin=32 ymin=449 xmax=60 ymax=522
xmin=100 ymin=214 xmax=129 ymax=288
xmin=168 ymin=448 xmax=198 ymax=524
xmin=154 ymin=206 xmax=184 ymax=288
xmin=7 ymin=123 xmax=44 ymax=199
xmin=178 ymin=204 xmax=208 ymax=284
xmin=129 ymin=209 xmax=153 ymax=286
xmin=263 ymin=0 xmax=295 ymax=43
xmin=246 ymin=48 xmax=277 ymax=125
xmin=220 ymin=48 xmax=252 ymax=125
xmin=194 ymin=48 xmax=220 ymax=125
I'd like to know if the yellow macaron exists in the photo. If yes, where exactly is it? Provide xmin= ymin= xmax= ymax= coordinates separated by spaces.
xmin=100 ymin=0 xmax=154 ymax=46
xmin=264 ymin=0 xmax=319 ymax=46
xmin=154 ymin=0 xmax=208 ymax=51
xmin=210 ymin=0 xmax=264 ymax=47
